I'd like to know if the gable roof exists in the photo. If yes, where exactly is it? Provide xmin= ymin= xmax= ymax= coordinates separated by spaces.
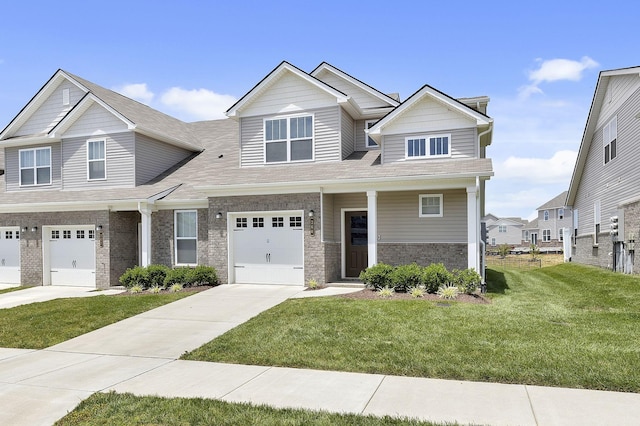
xmin=226 ymin=61 xmax=361 ymax=119
xmin=0 ymin=69 xmax=200 ymax=151
xmin=538 ymin=191 xmax=568 ymax=210
xmin=366 ymin=84 xmax=493 ymax=144
xmin=567 ymin=66 xmax=640 ymax=206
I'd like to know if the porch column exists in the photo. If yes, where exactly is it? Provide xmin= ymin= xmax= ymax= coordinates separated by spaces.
xmin=138 ymin=202 xmax=153 ymax=267
xmin=367 ymin=190 xmax=378 ymax=266
xmin=466 ymin=185 xmax=480 ymax=272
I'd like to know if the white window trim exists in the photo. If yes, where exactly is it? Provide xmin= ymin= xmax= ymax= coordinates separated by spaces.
xmin=174 ymin=210 xmax=198 ymax=266
xmin=543 ymin=210 xmax=549 ymax=221
xmin=542 ymin=229 xmax=551 ymax=242
xmin=603 ymin=116 xmax=617 ymax=165
xmin=524 ymin=230 xmax=529 ymax=242
xmin=365 ymin=120 xmax=378 ymax=148
xmin=19 ymin=146 xmax=52 ymax=187
xmin=263 ymin=113 xmax=315 ymax=164
xmin=405 ymin=134 xmax=452 ymax=160
xmin=558 ymin=208 xmax=564 ymax=220
xmin=87 ymin=138 xmax=107 ymax=181
xmin=558 ymin=229 xmax=564 ymax=241
xmin=419 ymin=194 xmax=443 ymax=218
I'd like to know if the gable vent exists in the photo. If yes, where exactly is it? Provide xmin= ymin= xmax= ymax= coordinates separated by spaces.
xmin=62 ymin=88 xmax=70 ymax=106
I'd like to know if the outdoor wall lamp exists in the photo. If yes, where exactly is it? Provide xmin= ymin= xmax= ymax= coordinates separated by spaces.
xmin=215 ymin=212 xmax=223 ymax=219
xmin=96 ymin=225 xmax=103 ymax=232
xmin=21 ymin=226 xmax=28 ymax=233
xmin=30 ymin=226 xmax=38 ymax=233
xmin=308 ymin=210 xmax=314 ymax=217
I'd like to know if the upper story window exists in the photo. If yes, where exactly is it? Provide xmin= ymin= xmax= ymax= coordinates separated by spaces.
xmin=87 ymin=139 xmax=106 ymax=180
xmin=264 ymin=115 xmax=313 ymax=163
xmin=498 ymin=225 xmax=507 ymax=233
xmin=603 ymin=116 xmax=617 ymax=164
xmin=175 ymin=210 xmax=197 ymax=265
xmin=558 ymin=208 xmax=564 ymax=220
xmin=365 ymin=120 xmax=378 ymax=148
xmin=406 ymin=134 xmax=450 ymax=159
xmin=419 ymin=194 xmax=443 ymax=218
xmin=543 ymin=210 xmax=549 ymax=221
xmin=19 ymin=147 xmax=51 ymax=186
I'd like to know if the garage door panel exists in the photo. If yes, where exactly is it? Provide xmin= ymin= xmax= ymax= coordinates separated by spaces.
xmin=48 ymin=227 xmax=96 ymax=287
xmin=0 ymin=228 xmax=20 ymax=285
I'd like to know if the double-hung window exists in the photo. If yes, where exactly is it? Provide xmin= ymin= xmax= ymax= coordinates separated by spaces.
xmin=543 ymin=229 xmax=551 ymax=242
xmin=498 ymin=225 xmax=507 ymax=233
xmin=603 ymin=116 xmax=617 ymax=164
xmin=265 ymin=115 xmax=313 ymax=163
xmin=175 ymin=210 xmax=197 ymax=265
xmin=19 ymin=147 xmax=51 ymax=186
xmin=365 ymin=120 xmax=378 ymax=148
xmin=543 ymin=210 xmax=549 ymax=221
xmin=419 ymin=194 xmax=443 ymax=218
xmin=406 ymin=134 xmax=450 ymax=159
xmin=87 ymin=139 xmax=106 ymax=180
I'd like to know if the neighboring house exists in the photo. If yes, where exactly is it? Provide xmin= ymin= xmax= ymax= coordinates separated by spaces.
xmin=521 ymin=218 xmax=539 ymax=246
xmin=567 ymin=66 xmax=640 ymax=273
xmin=483 ymin=213 xmax=526 ymax=247
xmin=529 ymin=191 xmax=572 ymax=250
xmin=0 ymin=62 xmax=494 ymax=288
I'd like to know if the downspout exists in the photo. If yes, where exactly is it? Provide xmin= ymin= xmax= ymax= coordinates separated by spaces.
xmin=477 ymin=122 xmax=493 ymax=156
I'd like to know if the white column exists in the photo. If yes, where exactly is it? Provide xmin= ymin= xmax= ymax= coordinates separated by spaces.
xmin=367 ymin=190 xmax=378 ymax=267
xmin=467 ymin=185 xmax=479 ymax=272
xmin=138 ymin=202 xmax=153 ymax=267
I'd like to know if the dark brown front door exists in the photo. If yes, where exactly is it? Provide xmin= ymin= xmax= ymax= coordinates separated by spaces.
xmin=345 ymin=211 xmax=368 ymax=277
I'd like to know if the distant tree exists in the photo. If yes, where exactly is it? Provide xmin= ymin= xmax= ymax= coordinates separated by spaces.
xmin=498 ymin=244 xmax=510 ymax=258
xmin=530 ymin=244 xmax=540 ymax=260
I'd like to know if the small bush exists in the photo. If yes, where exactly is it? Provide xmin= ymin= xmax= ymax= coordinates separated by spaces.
xmin=164 ymin=267 xmax=191 ymax=287
xmin=377 ymin=286 xmax=395 ymax=298
xmin=497 ymin=244 xmax=510 ymax=258
xmin=146 ymin=264 xmax=170 ymax=288
xmin=452 ymin=268 xmax=481 ymax=295
xmin=190 ymin=265 xmax=219 ymax=286
xmin=169 ymin=283 xmax=183 ymax=293
xmin=307 ymin=279 xmax=319 ymax=290
xmin=437 ymin=284 xmax=459 ymax=300
xmin=359 ymin=263 xmax=394 ymax=290
xmin=119 ymin=266 xmax=150 ymax=289
xmin=129 ymin=284 xmax=144 ymax=294
xmin=390 ymin=263 xmax=423 ymax=292
xmin=409 ymin=285 xmax=425 ymax=298
xmin=422 ymin=263 xmax=453 ymax=293
xmin=149 ymin=286 xmax=162 ymax=294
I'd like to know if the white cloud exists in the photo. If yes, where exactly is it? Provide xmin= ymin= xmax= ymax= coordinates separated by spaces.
xmin=518 ymin=56 xmax=599 ymax=99
xmin=115 ymin=83 xmax=155 ymax=104
xmin=160 ymin=87 xmax=237 ymax=121
xmin=498 ymin=150 xmax=578 ymax=184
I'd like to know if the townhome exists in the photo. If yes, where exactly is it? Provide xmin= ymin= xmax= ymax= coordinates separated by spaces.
xmin=529 ymin=191 xmax=572 ymax=250
xmin=0 ymin=61 xmax=494 ymax=288
xmin=483 ymin=213 xmax=526 ymax=247
xmin=567 ymin=66 xmax=640 ymax=273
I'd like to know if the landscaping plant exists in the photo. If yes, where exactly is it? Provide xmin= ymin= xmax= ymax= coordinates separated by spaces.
xmin=359 ymin=263 xmax=394 ymax=290
xmin=389 ymin=263 xmax=423 ymax=292
xmin=421 ymin=263 xmax=453 ymax=293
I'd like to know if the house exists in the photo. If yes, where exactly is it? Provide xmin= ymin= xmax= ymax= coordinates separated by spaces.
xmin=526 ymin=191 xmax=572 ymax=251
xmin=0 ymin=61 xmax=494 ymax=288
xmin=567 ymin=66 xmax=640 ymax=273
xmin=483 ymin=213 xmax=526 ymax=247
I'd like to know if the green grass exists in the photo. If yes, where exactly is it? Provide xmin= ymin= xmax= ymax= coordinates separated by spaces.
xmin=0 ymin=292 xmax=193 ymax=349
xmin=0 ymin=286 xmax=27 ymax=295
xmin=55 ymin=392 xmax=450 ymax=426
xmin=184 ymin=263 xmax=640 ymax=392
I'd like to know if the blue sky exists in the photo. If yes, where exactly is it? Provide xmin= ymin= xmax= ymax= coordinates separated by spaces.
xmin=1 ymin=1 xmax=638 ymax=220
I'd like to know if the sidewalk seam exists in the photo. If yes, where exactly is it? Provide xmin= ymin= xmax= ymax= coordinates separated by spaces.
xmin=219 ymin=365 xmax=274 ymax=399
xmin=360 ymin=374 xmax=387 ymax=414
xmin=524 ymin=385 xmax=539 ymax=426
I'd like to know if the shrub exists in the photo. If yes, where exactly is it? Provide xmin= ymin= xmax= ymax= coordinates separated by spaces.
xmin=452 ymin=268 xmax=481 ymax=295
xmin=119 ymin=266 xmax=150 ymax=289
xmin=129 ymin=284 xmax=144 ymax=294
xmin=307 ymin=278 xmax=319 ymax=290
xmin=377 ymin=286 xmax=395 ymax=298
xmin=189 ymin=265 xmax=219 ymax=286
xmin=498 ymin=244 xmax=510 ymax=258
xmin=164 ymin=267 xmax=191 ymax=287
xmin=146 ymin=264 xmax=170 ymax=288
xmin=149 ymin=285 xmax=162 ymax=294
xmin=421 ymin=263 xmax=453 ymax=293
xmin=409 ymin=285 xmax=425 ymax=298
xmin=169 ymin=283 xmax=183 ymax=292
xmin=437 ymin=284 xmax=459 ymax=300
xmin=389 ymin=263 xmax=423 ymax=292
xmin=359 ymin=263 xmax=394 ymax=290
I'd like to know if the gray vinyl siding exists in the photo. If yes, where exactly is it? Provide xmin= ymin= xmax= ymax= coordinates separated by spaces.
xmin=4 ymin=142 xmax=62 ymax=191
xmin=62 ymin=133 xmax=135 ymax=189
xmin=240 ymin=106 xmax=340 ymax=167
xmin=573 ymin=84 xmax=640 ymax=237
xmin=383 ymin=127 xmax=477 ymax=164
xmin=15 ymin=81 xmax=85 ymax=136
xmin=322 ymin=193 xmax=335 ymax=241
xmin=378 ymin=190 xmax=467 ymax=243
xmin=487 ymin=223 xmax=523 ymax=246
xmin=135 ymin=134 xmax=193 ymax=185
xmin=355 ymin=119 xmax=383 ymax=152
xmin=331 ymin=193 xmax=367 ymax=241
xmin=340 ymin=108 xmax=355 ymax=160
xmin=65 ymin=103 xmax=128 ymax=136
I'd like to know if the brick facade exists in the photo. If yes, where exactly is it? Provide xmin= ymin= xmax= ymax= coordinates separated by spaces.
xmin=151 ymin=208 xmax=209 ymax=268
xmin=378 ymin=242 xmax=468 ymax=271
xmin=572 ymin=234 xmax=613 ymax=270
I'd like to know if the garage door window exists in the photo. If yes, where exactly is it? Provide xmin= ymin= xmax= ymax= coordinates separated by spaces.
xmin=236 ymin=218 xmax=247 ymax=228
xmin=175 ymin=210 xmax=197 ymax=265
xmin=253 ymin=218 xmax=264 ymax=228
xmin=272 ymin=217 xmax=284 ymax=227
xmin=289 ymin=216 xmax=302 ymax=228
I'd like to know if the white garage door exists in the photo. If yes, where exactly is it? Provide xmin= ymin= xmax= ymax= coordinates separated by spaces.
xmin=48 ymin=226 xmax=96 ymax=287
xmin=232 ymin=213 xmax=304 ymax=285
xmin=0 ymin=227 xmax=20 ymax=285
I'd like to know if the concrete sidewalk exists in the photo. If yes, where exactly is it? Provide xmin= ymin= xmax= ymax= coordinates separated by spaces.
xmin=0 ymin=284 xmax=638 ymax=425
xmin=0 ymin=285 xmax=124 ymax=309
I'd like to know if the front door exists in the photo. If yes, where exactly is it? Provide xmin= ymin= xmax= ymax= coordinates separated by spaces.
xmin=345 ymin=211 xmax=368 ymax=277
xmin=530 ymin=233 xmax=538 ymax=245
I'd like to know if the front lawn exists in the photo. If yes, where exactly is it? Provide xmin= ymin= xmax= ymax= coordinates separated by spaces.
xmin=0 ymin=292 xmax=194 ymax=349
xmin=0 ymin=286 xmax=26 ymax=295
xmin=55 ymin=392 xmax=445 ymax=426
xmin=184 ymin=263 xmax=640 ymax=392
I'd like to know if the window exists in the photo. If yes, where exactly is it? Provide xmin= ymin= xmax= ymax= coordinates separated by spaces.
xmin=5 ymin=231 xmax=13 ymax=239
xmin=272 ymin=217 xmax=284 ymax=227
xmin=252 ymin=217 xmax=264 ymax=228
xmin=236 ymin=218 xmax=247 ymax=228
xmin=498 ymin=225 xmax=507 ymax=233
xmin=88 ymin=230 xmax=95 ymax=239
xmin=87 ymin=139 xmax=106 ymax=180
xmin=524 ymin=230 xmax=529 ymax=242
xmin=365 ymin=120 xmax=378 ymax=148
xmin=603 ymin=116 xmax=617 ymax=164
xmin=63 ymin=230 xmax=71 ymax=239
xmin=543 ymin=210 xmax=549 ymax=221
xmin=265 ymin=115 xmax=313 ymax=163
xmin=406 ymin=134 xmax=450 ymax=159
xmin=491 ymin=238 xmax=496 ymax=246
xmin=543 ymin=229 xmax=551 ymax=242
xmin=175 ymin=210 xmax=197 ymax=265
xmin=594 ymin=201 xmax=601 ymax=245
xmin=558 ymin=208 xmax=564 ymax=220
xmin=419 ymin=194 xmax=443 ymax=218
xmin=51 ymin=230 xmax=60 ymax=239
xmin=289 ymin=216 xmax=302 ymax=228
xmin=558 ymin=229 xmax=564 ymax=242
xmin=19 ymin=147 xmax=51 ymax=186
xmin=77 ymin=230 xmax=85 ymax=239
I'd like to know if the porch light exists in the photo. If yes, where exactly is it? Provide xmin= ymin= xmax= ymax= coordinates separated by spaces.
xmin=30 ymin=226 xmax=38 ymax=233
xmin=215 ymin=212 xmax=223 ymax=219
xmin=96 ymin=225 xmax=103 ymax=231
xmin=308 ymin=210 xmax=314 ymax=217
xmin=21 ymin=226 xmax=28 ymax=233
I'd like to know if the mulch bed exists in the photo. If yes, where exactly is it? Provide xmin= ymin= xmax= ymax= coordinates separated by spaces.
xmin=112 ymin=285 xmax=216 ymax=296
xmin=334 ymin=288 xmax=491 ymax=304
